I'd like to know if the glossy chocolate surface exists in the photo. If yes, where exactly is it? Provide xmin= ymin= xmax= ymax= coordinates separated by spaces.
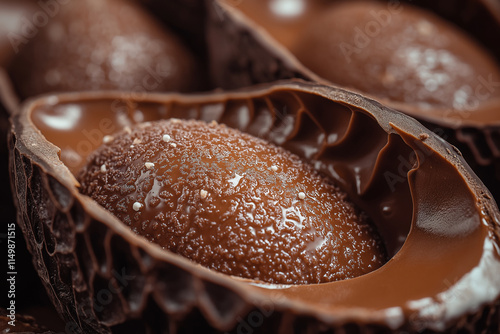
xmin=8 ymin=0 xmax=200 ymax=99
xmin=13 ymin=82 xmax=500 ymax=332
xmin=290 ymin=1 xmax=500 ymax=110
xmin=78 ymin=119 xmax=386 ymax=285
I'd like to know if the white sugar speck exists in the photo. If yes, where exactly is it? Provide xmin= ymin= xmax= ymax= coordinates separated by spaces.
xmin=200 ymin=189 xmax=208 ymax=199
xmin=171 ymin=118 xmax=181 ymax=124
xmin=162 ymin=134 xmax=171 ymax=142
xmin=145 ymin=162 xmax=155 ymax=169
xmin=298 ymin=192 xmax=306 ymax=200
xmin=228 ymin=173 xmax=244 ymax=187
xmin=271 ymin=165 xmax=278 ymax=172
xmin=133 ymin=202 xmax=143 ymax=211
xmin=133 ymin=138 xmax=142 ymax=145
xmin=170 ymin=143 xmax=177 ymax=148
xmin=103 ymin=135 xmax=114 ymax=144
xmin=100 ymin=164 xmax=107 ymax=172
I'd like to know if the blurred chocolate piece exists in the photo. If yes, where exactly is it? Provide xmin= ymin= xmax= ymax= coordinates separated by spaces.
xmin=0 ymin=0 xmax=38 ymax=68
xmin=9 ymin=82 xmax=500 ymax=333
xmin=78 ymin=119 xmax=387 ymax=285
xmin=8 ymin=0 xmax=200 ymax=99
xmin=290 ymin=1 xmax=500 ymax=109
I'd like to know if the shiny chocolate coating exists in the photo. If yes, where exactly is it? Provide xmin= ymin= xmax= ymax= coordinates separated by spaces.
xmin=78 ymin=119 xmax=387 ymax=285
xmin=8 ymin=0 xmax=199 ymax=99
xmin=288 ymin=1 xmax=500 ymax=109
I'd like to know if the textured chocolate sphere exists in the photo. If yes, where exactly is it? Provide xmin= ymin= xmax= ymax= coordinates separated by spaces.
xmin=291 ymin=1 xmax=500 ymax=110
xmin=8 ymin=0 xmax=199 ymax=98
xmin=78 ymin=119 xmax=387 ymax=284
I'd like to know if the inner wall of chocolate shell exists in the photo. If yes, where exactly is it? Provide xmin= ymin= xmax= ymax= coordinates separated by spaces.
xmin=15 ymin=82 xmax=500 ymax=331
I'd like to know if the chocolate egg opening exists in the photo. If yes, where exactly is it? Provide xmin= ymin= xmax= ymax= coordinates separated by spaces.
xmin=13 ymin=83 xmax=500 ymax=333
xmin=77 ymin=119 xmax=387 ymax=284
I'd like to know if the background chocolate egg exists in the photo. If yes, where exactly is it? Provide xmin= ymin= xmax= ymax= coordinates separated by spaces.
xmin=290 ymin=1 xmax=500 ymax=110
xmin=0 ymin=0 xmax=38 ymax=68
xmin=77 ymin=119 xmax=387 ymax=285
xmin=8 ymin=0 xmax=201 ymax=99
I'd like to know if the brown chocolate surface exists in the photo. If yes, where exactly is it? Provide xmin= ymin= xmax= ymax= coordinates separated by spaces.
xmin=0 ymin=1 xmax=38 ymax=68
xmin=7 ymin=0 xmax=200 ymax=99
xmin=77 ymin=119 xmax=387 ymax=285
xmin=14 ymin=82 xmax=500 ymax=332
xmin=290 ymin=1 xmax=500 ymax=110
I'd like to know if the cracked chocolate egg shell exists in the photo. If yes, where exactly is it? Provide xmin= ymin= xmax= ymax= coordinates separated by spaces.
xmin=208 ymin=0 xmax=500 ymax=202
xmin=9 ymin=81 xmax=500 ymax=333
xmin=7 ymin=0 xmax=201 ymax=99
xmin=77 ymin=119 xmax=387 ymax=285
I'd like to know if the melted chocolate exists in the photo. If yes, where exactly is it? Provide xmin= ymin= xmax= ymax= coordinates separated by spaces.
xmin=77 ymin=119 xmax=387 ymax=284
xmin=15 ymin=82 xmax=500 ymax=332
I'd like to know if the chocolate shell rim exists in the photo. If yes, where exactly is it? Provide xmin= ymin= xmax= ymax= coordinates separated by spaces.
xmin=214 ymin=0 xmax=500 ymax=129
xmin=11 ymin=81 xmax=500 ymax=331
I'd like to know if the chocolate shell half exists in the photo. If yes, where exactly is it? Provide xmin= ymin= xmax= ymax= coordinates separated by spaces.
xmin=207 ymin=0 xmax=500 ymax=203
xmin=9 ymin=81 xmax=500 ymax=333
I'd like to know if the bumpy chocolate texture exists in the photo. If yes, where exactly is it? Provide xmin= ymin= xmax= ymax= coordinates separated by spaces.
xmin=9 ymin=82 xmax=500 ymax=333
xmin=207 ymin=0 xmax=500 ymax=202
xmin=7 ymin=0 xmax=200 ymax=99
xmin=78 ymin=119 xmax=386 ymax=285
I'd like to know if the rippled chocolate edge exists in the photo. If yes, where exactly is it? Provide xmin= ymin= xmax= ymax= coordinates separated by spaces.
xmin=9 ymin=81 xmax=500 ymax=333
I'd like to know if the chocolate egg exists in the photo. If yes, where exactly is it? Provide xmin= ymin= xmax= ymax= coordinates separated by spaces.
xmin=10 ymin=82 xmax=500 ymax=333
xmin=7 ymin=0 xmax=201 ymax=99
xmin=78 ymin=119 xmax=387 ymax=284
xmin=290 ymin=1 xmax=500 ymax=109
